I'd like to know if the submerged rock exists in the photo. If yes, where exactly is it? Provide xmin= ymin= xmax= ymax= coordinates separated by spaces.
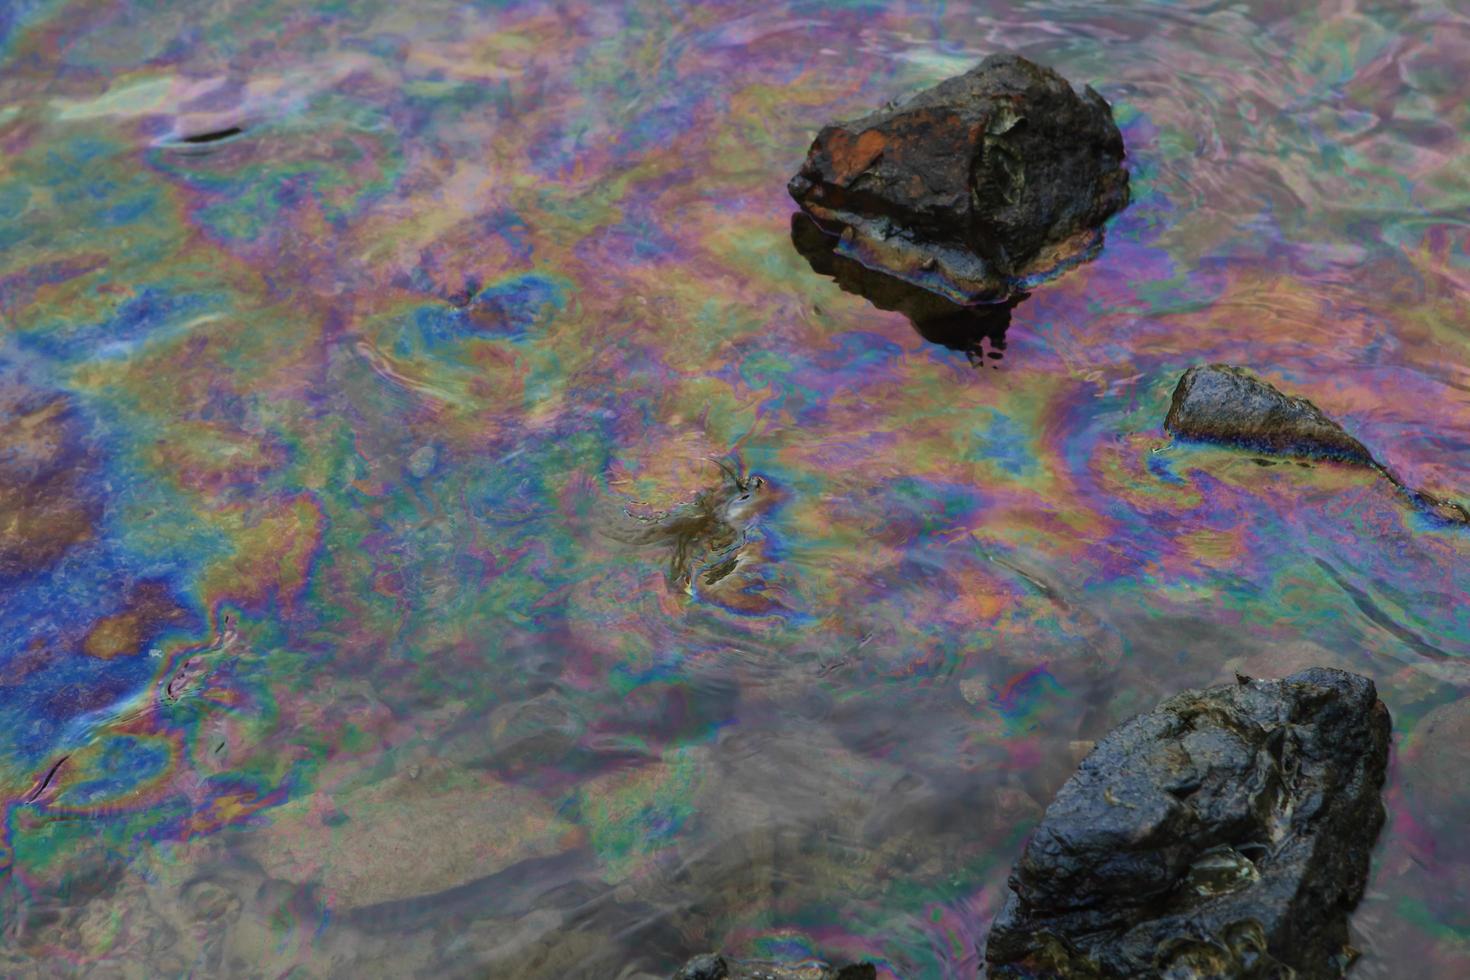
xmin=1165 ymin=364 xmax=1470 ymax=522
xmin=985 ymin=668 xmax=1390 ymax=979
xmin=673 ymin=953 xmax=876 ymax=980
xmin=788 ymin=53 xmax=1128 ymax=306
xmin=1401 ymin=698 xmax=1470 ymax=837
xmin=251 ymin=760 xmax=580 ymax=910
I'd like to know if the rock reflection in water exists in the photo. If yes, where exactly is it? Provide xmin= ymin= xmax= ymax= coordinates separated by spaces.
xmin=790 ymin=212 xmax=1023 ymax=367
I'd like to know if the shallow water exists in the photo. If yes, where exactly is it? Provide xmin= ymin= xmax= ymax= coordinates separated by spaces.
xmin=1 ymin=0 xmax=1468 ymax=976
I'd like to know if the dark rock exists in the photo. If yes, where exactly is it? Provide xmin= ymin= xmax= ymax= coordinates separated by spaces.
xmin=788 ymin=53 xmax=1128 ymax=306
xmin=1165 ymin=365 xmax=1375 ymax=465
xmin=791 ymin=211 xmax=1019 ymax=366
xmin=1165 ymin=364 xmax=1470 ymax=523
xmin=672 ymin=954 xmax=877 ymax=980
xmin=985 ymin=668 xmax=1390 ymax=979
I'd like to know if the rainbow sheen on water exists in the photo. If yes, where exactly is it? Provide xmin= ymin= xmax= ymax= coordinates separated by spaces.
xmin=1 ymin=1 xmax=1468 ymax=976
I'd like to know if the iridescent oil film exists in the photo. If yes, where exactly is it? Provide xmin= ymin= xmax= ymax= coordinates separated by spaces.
xmin=0 ymin=1 xmax=1467 ymax=976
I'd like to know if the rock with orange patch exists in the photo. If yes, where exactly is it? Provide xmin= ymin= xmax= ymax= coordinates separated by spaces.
xmin=0 ymin=380 xmax=101 ymax=580
xmin=788 ymin=54 xmax=1128 ymax=305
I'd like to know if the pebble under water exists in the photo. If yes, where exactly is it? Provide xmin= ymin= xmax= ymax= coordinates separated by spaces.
xmin=1 ymin=1 xmax=1468 ymax=976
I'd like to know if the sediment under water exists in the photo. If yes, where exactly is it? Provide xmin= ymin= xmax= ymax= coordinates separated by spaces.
xmin=1 ymin=1 xmax=1468 ymax=976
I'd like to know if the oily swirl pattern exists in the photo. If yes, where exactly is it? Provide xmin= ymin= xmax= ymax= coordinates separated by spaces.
xmin=0 ymin=1 xmax=1468 ymax=976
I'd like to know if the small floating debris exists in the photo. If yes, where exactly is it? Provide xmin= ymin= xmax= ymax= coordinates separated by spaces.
xmin=22 ymin=755 xmax=70 ymax=805
xmin=605 ymin=459 xmax=769 ymax=592
xmin=176 ymin=126 xmax=244 ymax=144
xmin=153 ymin=123 xmax=249 ymax=152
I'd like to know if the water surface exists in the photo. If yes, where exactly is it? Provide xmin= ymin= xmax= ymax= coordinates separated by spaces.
xmin=1 ymin=1 xmax=1469 ymax=976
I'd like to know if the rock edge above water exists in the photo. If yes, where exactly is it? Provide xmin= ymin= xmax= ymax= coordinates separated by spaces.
xmin=985 ymin=667 xmax=1390 ymax=979
xmin=1166 ymin=364 xmax=1469 ymax=523
xmin=1165 ymin=364 xmax=1375 ymax=466
xmin=788 ymin=53 xmax=1128 ymax=306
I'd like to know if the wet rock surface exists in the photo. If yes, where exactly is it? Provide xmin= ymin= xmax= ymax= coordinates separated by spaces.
xmin=1165 ymin=365 xmax=1376 ymax=465
xmin=788 ymin=53 xmax=1128 ymax=305
xmin=673 ymin=953 xmax=877 ymax=980
xmin=985 ymin=668 xmax=1391 ymax=979
xmin=1166 ymin=364 xmax=1469 ymax=522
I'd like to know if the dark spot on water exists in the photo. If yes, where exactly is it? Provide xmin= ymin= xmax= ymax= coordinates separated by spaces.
xmin=702 ymin=555 xmax=739 ymax=585
xmin=24 ymin=754 xmax=69 ymax=803
xmin=178 ymin=126 xmax=243 ymax=144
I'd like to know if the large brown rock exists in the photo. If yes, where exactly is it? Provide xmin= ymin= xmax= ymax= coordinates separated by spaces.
xmin=788 ymin=53 xmax=1128 ymax=305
